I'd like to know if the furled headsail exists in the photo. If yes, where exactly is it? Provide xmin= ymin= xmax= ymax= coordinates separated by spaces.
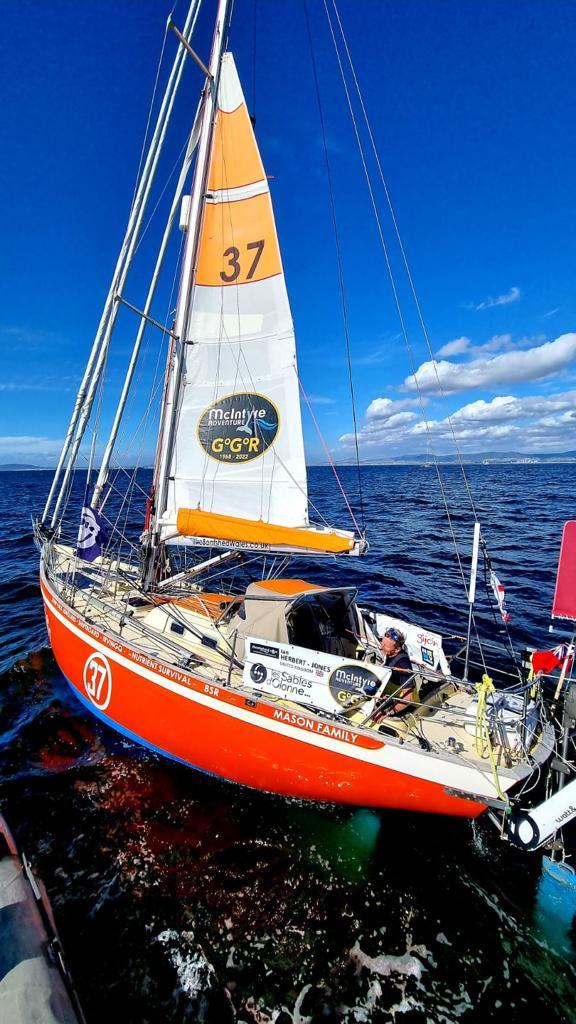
xmin=154 ymin=53 xmax=360 ymax=555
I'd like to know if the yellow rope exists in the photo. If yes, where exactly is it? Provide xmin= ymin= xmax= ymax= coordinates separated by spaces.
xmin=474 ymin=673 xmax=506 ymax=801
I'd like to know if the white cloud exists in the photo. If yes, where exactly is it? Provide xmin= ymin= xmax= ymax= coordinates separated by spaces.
xmin=0 ymin=436 xmax=66 ymax=458
xmin=435 ymin=333 xmax=536 ymax=360
xmin=340 ymin=409 xmax=418 ymax=448
xmin=354 ymin=333 xmax=403 ymax=365
xmin=435 ymin=333 xmax=540 ymax=361
xmin=308 ymin=394 xmax=336 ymax=406
xmin=474 ymin=286 xmax=520 ymax=311
xmin=0 ymin=382 xmax=72 ymax=393
xmin=366 ymin=397 xmax=421 ymax=420
xmin=339 ymin=397 xmax=421 ymax=446
xmin=451 ymin=395 xmax=525 ymax=423
xmin=479 ymin=333 xmax=512 ymax=352
xmin=409 ymin=390 xmax=576 ymax=450
xmin=405 ymin=333 xmax=576 ymax=394
xmin=383 ymin=411 xmax=418 ymax=428
xmin=335 ymin=388 xmax=576 ymax=459
xmin=422 ymin=391 xmax=576 ymax=430
xmin=436 ymin=336 xmax=472 ymax=357
xmin=0 ymin=324 xmax=72 ymax=352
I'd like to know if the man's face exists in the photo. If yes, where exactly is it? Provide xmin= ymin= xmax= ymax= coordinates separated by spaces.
xmin=380 ymin=635 xmax=399 ymax=657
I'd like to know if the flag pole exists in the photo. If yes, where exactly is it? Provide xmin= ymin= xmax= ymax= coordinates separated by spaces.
xmin=464 ymin=522 xmax=481 ymax=681
xmin=558 ymin=633 xmax=576 ymax=792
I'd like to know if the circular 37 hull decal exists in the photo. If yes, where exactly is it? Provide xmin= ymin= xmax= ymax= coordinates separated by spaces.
xmin=198 ymin=392 xmax=280 ymax=464
xmin=83 ymin=652 xmax=113 ymax=711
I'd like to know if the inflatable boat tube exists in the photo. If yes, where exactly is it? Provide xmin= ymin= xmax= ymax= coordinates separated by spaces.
xmin=0 ymin=813 xmax=85 ymax=1024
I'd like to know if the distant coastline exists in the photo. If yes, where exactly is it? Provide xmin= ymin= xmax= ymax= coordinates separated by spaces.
xmin=0 ymin=463 xmax=50 ymax=471
xmin=3 ymin=450 xmax=576 ymax=472
xmin=321 ymin=450 xmax=576 ymax=467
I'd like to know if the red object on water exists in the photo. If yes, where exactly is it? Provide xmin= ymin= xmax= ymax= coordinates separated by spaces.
xmin=552 ymin=521 xmax=576 ymax=620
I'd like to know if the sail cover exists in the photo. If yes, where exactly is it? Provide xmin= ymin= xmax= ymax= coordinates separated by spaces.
xmin=160 ymin=53 xmax=308 ymax=541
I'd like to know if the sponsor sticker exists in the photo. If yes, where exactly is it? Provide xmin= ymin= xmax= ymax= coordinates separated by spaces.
xmin=328 ymin=663 xmax=382 ymax=706
xmin=250 ymin=663 xmax=268 ymax=685
xmin=249 ymin=642 xmax=280 ymax=659
xmin=243 ymin=638 xmax=390 ymax=715
xmin=198 ymin=392 xmax=279 ymax=464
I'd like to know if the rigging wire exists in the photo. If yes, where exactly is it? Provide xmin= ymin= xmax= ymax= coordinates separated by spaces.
xmin=129 ymin=15 xmax=170 ymax=219
xmin=251 ymin=0 xmax=257 ymax=121
xmin=480 ymin=540 xmax=522 ymax=672
xmin=59 ymin=341 xmax=111 ymax=533
xmin=303 ymin=0 xmax=365 ymax=535
xmin=297 ymin=372 xmax=363 ymax=537
xmin=330 ymin=0 xmax=517 ymax=663
xmin=322 ymin=0 xmax=493 ymax=670
xmin=134 ymin=135 xmax=190 ymax=255
xmin=107 ymin=229 xmax=186 ymax=508
xmin=73 ymin=174 xmax=187 ymax=556
xmin=47 ymin=2 xmax=203 ymax=531
xmin=330 ymin=0 xmax=482 ymax=526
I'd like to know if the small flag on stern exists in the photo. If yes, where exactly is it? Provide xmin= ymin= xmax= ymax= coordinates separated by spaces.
xmin=76 ymin=505 xmax=107 ymax=562
xmin=490 ymin=570 xmax=510 ymax=624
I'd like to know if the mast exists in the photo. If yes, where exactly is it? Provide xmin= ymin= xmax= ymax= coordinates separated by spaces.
xmin=147 ymin=0 xmax=233 ymax=557
xmin=142 ymin=23 xmax=360 ymax=566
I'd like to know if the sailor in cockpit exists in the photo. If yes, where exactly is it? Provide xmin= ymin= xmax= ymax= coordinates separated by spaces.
xmin=373 ymin=627 xmax=415 ymax=719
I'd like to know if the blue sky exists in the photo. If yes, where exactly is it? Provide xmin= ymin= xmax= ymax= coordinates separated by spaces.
xmin=1 ymin=0 xmax=575 ymax=467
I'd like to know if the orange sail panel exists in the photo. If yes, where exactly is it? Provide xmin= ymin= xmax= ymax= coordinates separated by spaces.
xmin=196 ymin=193 xmax=282 ymax=287
xmin=198 ymin=77 xmax=282 ymax=287
xmin=208 ymin=100 xmax=265 ymax=191
xmin=176 ymin=509 xmax=355 ymax=554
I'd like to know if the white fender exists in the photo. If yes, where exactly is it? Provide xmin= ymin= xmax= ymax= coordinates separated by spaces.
xmin=509 ymin=776 xmax=576 ymax=850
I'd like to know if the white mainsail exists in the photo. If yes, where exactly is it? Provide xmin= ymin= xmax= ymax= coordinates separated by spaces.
xmin=158 ymin=52 xmax=308 ymax=537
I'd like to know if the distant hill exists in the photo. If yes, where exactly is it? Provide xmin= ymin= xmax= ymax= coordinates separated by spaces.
xmin=323 ymin=450 xmax=576 ymax=467
xmin=0 ymin=463 xmax=45 ymax=471
xmin=382 ymin=450 xmax=576 ymax=465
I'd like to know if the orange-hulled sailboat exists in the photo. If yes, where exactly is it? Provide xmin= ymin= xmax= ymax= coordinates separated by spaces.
xmin=35 ymin=0 xmax=576 ymax=850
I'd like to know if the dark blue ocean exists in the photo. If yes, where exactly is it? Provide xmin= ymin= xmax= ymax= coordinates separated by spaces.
xmin=1 ymin=464 xmax=575 ymax=1023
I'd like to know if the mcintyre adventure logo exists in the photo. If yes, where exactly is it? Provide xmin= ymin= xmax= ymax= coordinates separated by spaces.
xmin=198 ymin=392 xmax=279 ymax=464
xmin=328 ymin=664 xmax=382 ymax=706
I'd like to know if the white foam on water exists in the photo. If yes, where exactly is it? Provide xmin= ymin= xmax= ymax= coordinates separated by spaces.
xmin=350 ymin=939 xmax=424 ymax=980
xmin=156 ymin=928 xmax=215 ymax=999
xmin=293 ymin=982 xmax=312 ymax=1024
xmin=389 ymin=995 xmax=420 ymax=1015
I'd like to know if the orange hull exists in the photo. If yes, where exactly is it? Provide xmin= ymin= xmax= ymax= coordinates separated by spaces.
xmin=40 ymin=570 xmax=485 ymax=818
